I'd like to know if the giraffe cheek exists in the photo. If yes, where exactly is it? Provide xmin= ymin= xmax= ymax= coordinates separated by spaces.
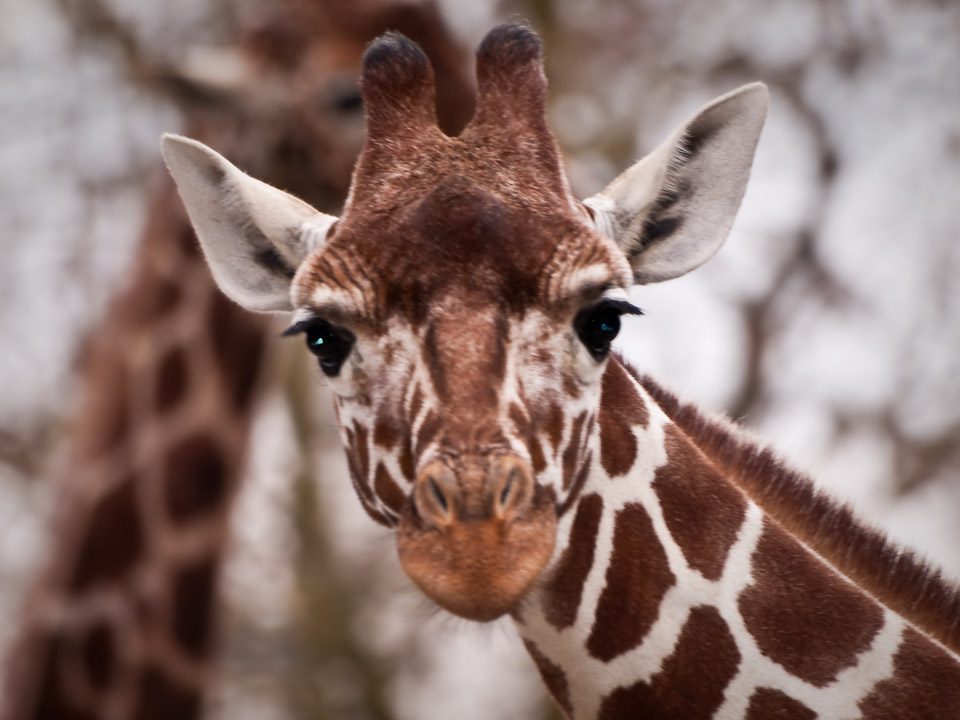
xmin=395 ymin=486 xmax=558 ymax=622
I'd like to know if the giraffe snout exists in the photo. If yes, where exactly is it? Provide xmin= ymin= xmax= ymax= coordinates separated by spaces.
xmin=399 ymin=454 xmax=557 ymax=621
xmin=413 ymin=455 xmax=534 ymax=527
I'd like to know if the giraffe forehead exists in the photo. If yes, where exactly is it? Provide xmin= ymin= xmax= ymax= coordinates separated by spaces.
xmin=296 ymin=183 xmax=628 ymax=323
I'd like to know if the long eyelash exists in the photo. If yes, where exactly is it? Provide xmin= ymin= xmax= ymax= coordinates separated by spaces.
xmin=601 ymin=299 xmax=645 ymax=316
xmin=282 ymin=319 xmax=315 ymax=337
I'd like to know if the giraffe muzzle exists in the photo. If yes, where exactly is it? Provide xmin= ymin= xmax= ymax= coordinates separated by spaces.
xmin=397 ymin=454 xmax=557 ymax=621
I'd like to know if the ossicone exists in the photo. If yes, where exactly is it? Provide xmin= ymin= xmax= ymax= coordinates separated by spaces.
xmin=361 ymin=32 xmax=438 ymax=138
xmin=473 ymin=23 xmax=547 ymax=125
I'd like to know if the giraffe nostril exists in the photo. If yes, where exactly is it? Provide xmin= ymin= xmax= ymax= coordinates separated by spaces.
xmin=491 ymin=458 xmax=533 ymax=521
xmin=429 ymin=476 xmax=449 ymax=514
xmin=414 ymin=460 xmax=458 ymax=527
xmin=499 ymin=470 xmax=516 ymax=508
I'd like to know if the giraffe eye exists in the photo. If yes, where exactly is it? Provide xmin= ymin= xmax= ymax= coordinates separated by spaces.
xmin=284 ymin=319 xmax=355 ymax=377
xmin=574 ymin=300 xmax=642 ymax=361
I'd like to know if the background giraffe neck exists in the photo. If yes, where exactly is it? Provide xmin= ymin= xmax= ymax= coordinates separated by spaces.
xmin=515 ymin=359 xmax=960 ymax=719
xmin=3 ymin=181 xmax=271 ymax=720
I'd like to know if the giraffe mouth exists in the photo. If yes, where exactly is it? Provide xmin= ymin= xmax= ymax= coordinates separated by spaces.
xmin=395 ymin=459 xmax=557 ymax=621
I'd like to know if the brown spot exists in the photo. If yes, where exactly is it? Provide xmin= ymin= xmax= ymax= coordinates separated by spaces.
xmin=562 ymin=411 xmax=587 ymax=490
xmin=374 ymin=462 xmax=405 ymax=514
xmin=164 ymin=434 xmax=229 ymax=525
xmin=598 ymin=361 xmax=648 ymax=477
xmin=859 ymin=627 xmax=960 ymax=719
xmin=123 ymin=272 xmax=182 ymax=325
xmin=373 ymin=413 xmax=400 ymax=450
xmin=746 ymin=688 xmax=816 ymax=720
xmin=32 ymin=638 xmax=97 ymax=720
xmin=587 ymin=502 xmax=675 ymax=661
xmin=523 ymin=639 xmax=572 ymax=716
xmin=208 ymin=288 xmax=266 ymax=413
xmin=343 ymin=427 xmax=390 ymax=527
xmin=156 ymin=346 xmax=189 ymax=413
xmin=134 ymin=665 xmax=200 ymax=720
xmin=558 ymin=451 xmax=592 ymax=516
xmin=398 ymin=426 xmax=415 ymax=480
xmin=563 ymin=373 xmax=582 ymax=400
xmin=414 ymin=410 xmax=441 ymax=458
xmin=409 ymin=383 xmax=424 ymax=422
xmin=542 ymin=493 xmax=602 ymax=629
xmin=170 ymin=555 xmax=217 ymax=660
xmin=422 ymin=322 xmax=448 ymax=400
xmin=652 ymin=424 xmax=747 ymax=580
xmin=76 ymin=350 xmax=128 ymax=460
xmin=529 ymin=435 xmax=547 ymax=474
xmin=739 ymin=520 xmax=884 ymax=686
xmin=70 ymin=477 xmax=144 ymax=592
xmin=80 ymin=622 xmax=115 ymax=692
xmin=544 ymin=401 xmax=564 ymax=452
xmin=509 ymin=402 xmax=530 ymax=437
xmin=599 ymin=606 xmax=740 ymax=720
xmin=353 ymin=422 xmax=371 ymax=479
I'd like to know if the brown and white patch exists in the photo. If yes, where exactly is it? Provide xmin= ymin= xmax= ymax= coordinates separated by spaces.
xmin=738 ymin=519 xmax=884 ymax=686
xmin=745 ymin=688 xmax=816 ymax=720
xmin=587 ymin=502 xmax=675 ymax=662
xmin=597 ymin=362 xmax=649 ymax=477
xmin=541 ymin=492 xmax=604 ymax=630
xmin=597 ymin=605 xmax=740 ymax=720
xmin=652 ymin=424 xmax=747 ymax=580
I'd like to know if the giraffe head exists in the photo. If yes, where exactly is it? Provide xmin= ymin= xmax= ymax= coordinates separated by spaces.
xmin=163 ymin=25 xmax=767 ymax=621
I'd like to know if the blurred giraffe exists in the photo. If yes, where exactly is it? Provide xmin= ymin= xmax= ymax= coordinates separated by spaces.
xmin=1 ymin=2 xmax=472 ymax=718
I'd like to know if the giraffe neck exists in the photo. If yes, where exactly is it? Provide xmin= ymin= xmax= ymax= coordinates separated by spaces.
xmin=3 ymin=183 xmax=271 ymax=720
xmin=514 ymin=360 xmax=960 ymax=720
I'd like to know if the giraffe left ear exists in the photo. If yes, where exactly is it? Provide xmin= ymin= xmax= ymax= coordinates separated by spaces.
xmin=585 ymin=83 xmax=768 ymax=285
xmin=162 ymin=134 xmax=337 ymax=312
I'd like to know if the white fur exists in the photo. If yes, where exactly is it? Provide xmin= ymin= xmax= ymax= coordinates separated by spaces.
xmin=585 ymin=83 xmax=768 ymax=284
xmin=161 ymin=134 xmax=337 ymax=312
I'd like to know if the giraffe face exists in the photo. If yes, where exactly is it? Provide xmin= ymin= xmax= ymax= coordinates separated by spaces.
xmin=165 ymin=25 xmax=768 ymax=621
xmin=288 ymin=169 xmax=636 ymax=620
xmin=278 ymin=27 xmax=650 ymax=621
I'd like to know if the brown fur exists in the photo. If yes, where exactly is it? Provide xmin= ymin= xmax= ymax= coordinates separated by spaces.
xmin=373 ymin=462 xmax=405 ymax=515
xmin=739 ymin=519 xmax=884 ymax=686
xmin=745 ymin=688 xmax=816 ymax=720
xmin=562 ymin=411 xmax=589 ymax=487
xmin=634 ymin=367 xmax=960 ymax=654
xmin=858 ymin=627 xmax=960 ymax=719
xmin=598 ymin=361 xmax=650 ymax=477
xmin=587 ymin=502 xmax=675 ymax=661
xmin=652 ymin=424 xmax=747 ymax=581
xmin=542 ymin=492 xmax=604 ymax=629
xmin=598 ymin=606 xmax=740 ymax=720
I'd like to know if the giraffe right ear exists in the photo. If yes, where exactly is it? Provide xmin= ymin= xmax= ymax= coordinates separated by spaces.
xmin=161 ymin=134 xmax=337 ymax=312
xmin=584 ymin=83 xmax=768 ymax=285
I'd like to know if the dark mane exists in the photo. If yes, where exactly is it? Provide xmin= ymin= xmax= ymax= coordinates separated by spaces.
xmin=628 ymin=365 xmax=960 ymax=654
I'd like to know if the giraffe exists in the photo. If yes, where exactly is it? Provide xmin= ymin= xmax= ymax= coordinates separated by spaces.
xmin=1 ymin=179 xmax=272 ymax=720
xmin=162 ymin=24 xmax=960 ymax=720
xmin=2 ymin=3 xmax=474 ymax=719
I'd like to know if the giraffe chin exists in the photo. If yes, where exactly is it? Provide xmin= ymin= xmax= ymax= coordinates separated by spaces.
xmin=396 ymin=487 xmax=558 ymax=622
